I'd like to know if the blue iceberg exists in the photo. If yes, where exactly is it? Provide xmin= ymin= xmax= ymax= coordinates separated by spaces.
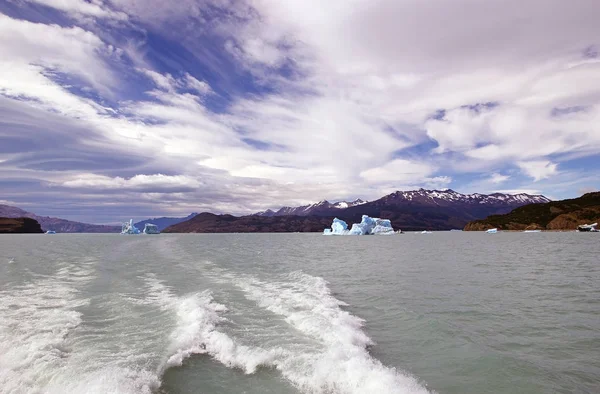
xmin=143 ymin=223 xmax=160 ymax=234
xmin=324 ymin=218 xmax=349 ymax=235
xmin=121 ymin=219 xmax=140 ymax=234
xmin=324 ymin=215 xmax=395 ymax=235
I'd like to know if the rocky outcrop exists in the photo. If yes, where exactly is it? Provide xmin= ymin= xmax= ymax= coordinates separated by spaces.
xmin=0 ymin=217 xmax=43 ymax=233
xmin=464 ymin=192 xmax=600 ymax=231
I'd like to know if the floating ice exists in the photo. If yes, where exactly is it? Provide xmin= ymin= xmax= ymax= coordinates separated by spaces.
xmin=350 ymin=215 xmax=394 ymax=235
xmin=121 ymin=219 xmax=140 ymax=234
xmin=143 ymin=223 xmax=160 ymax=234
xmin=324 ymin=215 xmax=395 ymax=235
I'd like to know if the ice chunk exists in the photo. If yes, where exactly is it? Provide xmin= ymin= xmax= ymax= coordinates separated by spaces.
xmin=324 ymin=218 xmax=349 ymax=235
xmin=331 ymin=218 xmax=348 ymax=234
xmin=327 ymin=215 xmax=395 ymax=235
xmin=121 ymin=219 xmax=140 ymax=234
xmin=143 ymin=223 xmax=160 ymax=234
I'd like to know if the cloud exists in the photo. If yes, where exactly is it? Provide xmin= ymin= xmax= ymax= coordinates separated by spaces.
xmin=23 ymin=0 xmax=128 ymax=20
xmin=61 ymin=173 xmax=201 ymax=191
xmin=1 ymin=0 xmax=600 ymax=222
xmin=0 ymin=13 xmax=118 ymax=96
xmin=489 ymin=173 xmax=510 ymax=184
xmin=138 ymin=69 xmax=212 ymax=95
xmin=517 ymin=161 xmax=558 ymax=181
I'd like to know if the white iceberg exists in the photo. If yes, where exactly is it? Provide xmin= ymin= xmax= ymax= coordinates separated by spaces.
xmin=324 ymin=215 xmax=395 ymax=235
xmin=143 ymin=223 xmax=160 ymax=234
xmin=324 ymin=218 xmax=349 ymax=235
xmin=121 ymin=219 xmax=140 ymax=234
xmin=349 ymin=215 xmax=394 ymax=235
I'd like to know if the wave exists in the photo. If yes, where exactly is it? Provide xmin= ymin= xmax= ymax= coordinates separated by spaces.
xmin=228 ymin=270 xmax=433 ymax=394
xmin=0 ymin=265 xmax=91 ymax=394
xmin=0 ymin=265 xmax=162 ymax=394
xmin=140 ymin=276 xmax=284 ymax=375
xmin=1 ymin=263 xmax=431 ymax=394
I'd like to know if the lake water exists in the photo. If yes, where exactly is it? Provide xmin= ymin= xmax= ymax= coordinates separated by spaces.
xmin=0 ymin=232 xmax=599 ymax=394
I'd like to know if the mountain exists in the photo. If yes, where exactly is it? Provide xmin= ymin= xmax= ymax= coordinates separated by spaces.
xmin=252 ymin=189 xmax=550 ymax=231
xmin=0 ymin=204 xmax=120 ymax=233
xmin=134 ymin=213 xmax=198 ymax=232
xmin=166 ymin=189 xmax=550 ymax=232
xmin=163 ymin=212 xmax=333 ymax=233
xmin=464 ymin=191 xmax=600 ymax=231
xmin=0 ymin=217 xmax=43 ymax=233
xmin=255 ymin=199 xmax=367 ymax=216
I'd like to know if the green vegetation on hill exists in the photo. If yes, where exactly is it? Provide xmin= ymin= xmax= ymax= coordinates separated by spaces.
xmin=464 ymin=192 xmax=600 ymax=231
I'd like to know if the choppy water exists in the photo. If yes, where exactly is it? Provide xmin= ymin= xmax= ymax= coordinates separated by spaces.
xmin=0 ymin=232 xmax=599 ymax=394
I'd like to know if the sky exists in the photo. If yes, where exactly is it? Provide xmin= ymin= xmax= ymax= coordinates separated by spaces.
xmin=1 ymin=0 xmax=599 ymax=224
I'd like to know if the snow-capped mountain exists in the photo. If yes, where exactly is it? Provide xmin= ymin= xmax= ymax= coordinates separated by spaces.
xmin=256 ymin=199 xmax=367 ymax=217
xmin=252 ymin=189 xmax=550 ymax=230
xmin=377 ymin=189 xmax=550 ymax=206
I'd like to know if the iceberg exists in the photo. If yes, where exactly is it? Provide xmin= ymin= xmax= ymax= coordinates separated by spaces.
xmin=121 ymin=219 xmax=140 ymax=234
xmin=324 ymin=215 xmax=395 ymax=235
xmin=324 ymin=218 xmax=349 ymax=235
xmin=143 ymin=223 xmax=160 ymax=234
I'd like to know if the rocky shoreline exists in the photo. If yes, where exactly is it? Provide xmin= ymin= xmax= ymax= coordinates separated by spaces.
xmin=464 ymin=192 xmax=600 ymax=231
xmin=0 ymin=217 xmax=44 ymax=233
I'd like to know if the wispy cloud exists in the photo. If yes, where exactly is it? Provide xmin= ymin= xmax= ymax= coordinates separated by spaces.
xmin=0 ymin=0 xmax=599 ymax=222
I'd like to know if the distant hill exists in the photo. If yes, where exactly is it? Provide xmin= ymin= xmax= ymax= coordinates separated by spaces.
xmin=0 ymin=217 xmax=43 ymax=233
xmin=464 ymin=192 xmax=600 ymax=231
xmin=163 ymin=212 xmax=333 ymax=233
xmin=134 ymin=213 xmax=198 ymax=231
xmin=0 ymin=205 xmax=120 ymax=233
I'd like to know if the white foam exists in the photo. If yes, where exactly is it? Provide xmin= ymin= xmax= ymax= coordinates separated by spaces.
xmin=230 ymin=271 xmax=433 ymax=394
xmin=0 ymin=266 xmax=90 ymax=394
xmin=141 ymin=276 xmax=283 ymax=375
xmin=0 ymin=265 xmax=161 ymax=394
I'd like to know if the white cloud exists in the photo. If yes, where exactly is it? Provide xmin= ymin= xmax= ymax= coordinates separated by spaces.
xmin=62 ymin=173 xmax=201 ymax=190
xmin=359 ymin=159 xmax=435 ymax=184
xmin=517 ymin=161 xmax=558 ymax=181
xmin=489 ymin=173 xmax=510 ymax=184
xmin=137 ymin=69 xmax=212 ymax=95
xmin=0 ymin=13 xmax=117 ymax=95
xmin=2 ymin=0 xmax=600 ymax=221
xmin=24 ymin=0 xmax=128 ymax=20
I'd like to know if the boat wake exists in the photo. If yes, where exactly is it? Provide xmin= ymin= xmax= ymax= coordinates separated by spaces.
xmin=140 ymin=276 xmax=284 ymax=374
xmin=0 ymin=263 xmax=432 ymax=394
xmin=143 ymin=271 xmax=432 ymax=393
xmin=227 ymin=270 xmax=432 ymax=394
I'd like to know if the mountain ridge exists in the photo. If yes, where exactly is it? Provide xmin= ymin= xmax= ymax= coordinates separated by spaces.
xmin=256 ymin=199 xmax=367 ymax=217
xmin=166 ymin=189 xmax=551 ymax=232
xmin=255 ymin=189 xmax=549 ymax=217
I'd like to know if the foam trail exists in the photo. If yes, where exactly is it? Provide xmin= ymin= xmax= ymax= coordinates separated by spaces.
xmin=141 ymin=276 xmax=283 ymax=375
xmin=0 ymin=266 xmax=90 ymax=394
xmin=230 ymin=271 xmax=433 ymax=394
xmin=0 ymin=265 xmax=162 ymax=394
